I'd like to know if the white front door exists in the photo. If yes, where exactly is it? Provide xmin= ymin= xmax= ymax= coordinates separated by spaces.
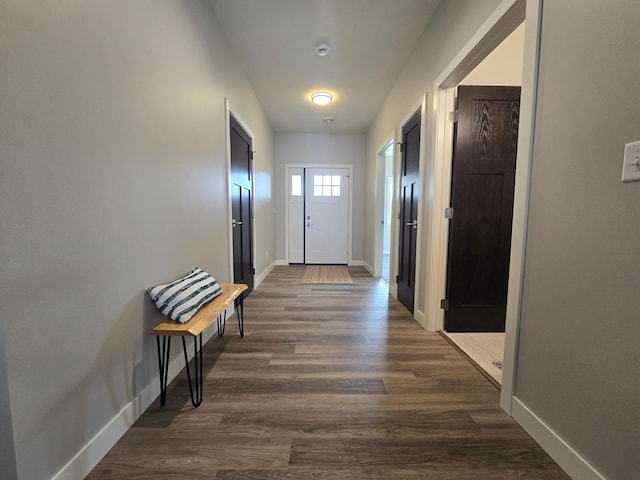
xmin=304 ymin=167 xmax=349 ymax=264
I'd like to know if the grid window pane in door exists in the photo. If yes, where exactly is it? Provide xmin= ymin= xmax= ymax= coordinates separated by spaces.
xmin=313 ymin=175 xmax=341 ymax=197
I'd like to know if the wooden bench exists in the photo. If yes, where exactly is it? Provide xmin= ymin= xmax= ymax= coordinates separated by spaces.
xmin=151 ymin=283 xmax=248 ymax=407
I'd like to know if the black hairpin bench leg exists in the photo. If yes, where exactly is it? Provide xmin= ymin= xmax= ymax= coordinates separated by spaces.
xmin=236 ymin=295 xmax=245 ymax=338
xmin=156 ymin=336 xmax=171 ymax=407
xmin=217 ymin=311 xmax=227 ymax=337
xmin=182 ymin=335 xmax=203 ymax=407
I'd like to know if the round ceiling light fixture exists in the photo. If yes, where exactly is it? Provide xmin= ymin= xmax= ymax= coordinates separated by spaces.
xmin=311 ymin=91 xmax=333 ymax=106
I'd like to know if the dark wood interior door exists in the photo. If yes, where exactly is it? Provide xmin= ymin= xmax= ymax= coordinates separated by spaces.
xmin=445 ymin=85 xmax=520 ymax=332
xmin=397 ymin=110 xmax=421 ymax=313
xmin=230 ymin=115 xmax=254 ymax=294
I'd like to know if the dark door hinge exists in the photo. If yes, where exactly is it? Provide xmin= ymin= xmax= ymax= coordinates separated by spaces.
xmin=444 ymin=207 xmax=454 ymax=219
xmin=398 ymin=142 xmax=404 ymax=153
xmin=449 ymin=110 xmax=458 ymax=123
xmin=396 ymin=275 xmax=401 ymax=283
xmin=440 ymin=298 xmax=449 ymax=311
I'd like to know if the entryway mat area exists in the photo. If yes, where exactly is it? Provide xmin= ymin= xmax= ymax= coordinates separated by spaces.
xmin=302 ymin=265 xmax=353 ymax=284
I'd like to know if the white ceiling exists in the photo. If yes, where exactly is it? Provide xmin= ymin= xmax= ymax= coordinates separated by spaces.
xmin=209 ymin=0 xmax=442 ymax=134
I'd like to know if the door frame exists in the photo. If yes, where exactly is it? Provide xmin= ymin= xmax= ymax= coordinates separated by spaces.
xmin=394 ymin=97 xmax=429 ymax=325
xmin=224 ymin=99 xmax=256 ymax=285
xmin=374 ymin=134 xmax=396 ymax=288
xmin=284 ymin=163 xmax=354 ymax=265
xmin=424 ymin=0 xmax=542 ymax=414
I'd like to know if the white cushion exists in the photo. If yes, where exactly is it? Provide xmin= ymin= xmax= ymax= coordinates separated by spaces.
xmin=146 ymin=268 xmax=222 ymax=323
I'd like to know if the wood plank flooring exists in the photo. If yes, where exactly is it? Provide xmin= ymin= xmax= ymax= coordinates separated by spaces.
xmin=442 ymin=332 xmax=505 ymax=385
xmin=87 ymin=266 xmax=570 ymax=479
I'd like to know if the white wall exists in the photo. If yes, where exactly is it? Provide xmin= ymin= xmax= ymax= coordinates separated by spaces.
xmin=0 ymin=1 xmax=274 ymax=478
xmin=459 ymin=22 xmax=525 ymax=86
xmin=275 ymin=133 xmax=366 ymax=263
xmin=515 ymin=2 xmax=640 ymax=479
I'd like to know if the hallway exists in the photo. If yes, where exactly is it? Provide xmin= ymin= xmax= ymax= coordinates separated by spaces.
xmin=88 ymin=266 xmax=568 ymax=479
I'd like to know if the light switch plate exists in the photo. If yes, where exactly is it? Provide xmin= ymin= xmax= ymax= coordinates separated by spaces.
xmin=621 ymin=140 xmax=640 ymax=183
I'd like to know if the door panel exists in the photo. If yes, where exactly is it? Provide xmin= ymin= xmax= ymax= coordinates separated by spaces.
xmin=230 ymin=116 xmax=254 ymax=294
xmin=304 ymin=168 xmax=349 ymax=264
xmin=445 ymin=85 xmax=520 ymax=332
xmin=397 ymin=110 xmax=421 ymax=313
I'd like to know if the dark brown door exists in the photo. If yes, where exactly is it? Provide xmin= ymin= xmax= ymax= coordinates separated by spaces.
xmin=397 ymin=110 xmax=421 ymax=313
xmin=230 ymin=115 xmax=254 ymax=294
xmin=445 ymin=85 xmax=520 ymax=332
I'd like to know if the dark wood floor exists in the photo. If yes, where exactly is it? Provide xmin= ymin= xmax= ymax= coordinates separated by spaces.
xmin=87 ymin=266 xmax=570 ymax=479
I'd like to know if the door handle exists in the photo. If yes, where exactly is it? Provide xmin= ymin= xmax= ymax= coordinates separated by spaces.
xmin=232 ymin=219 xmax=243 ymax=227
xmin=406 ymin=220 xmax=417 ymax=229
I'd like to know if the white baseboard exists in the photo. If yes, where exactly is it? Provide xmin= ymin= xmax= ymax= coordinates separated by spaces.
xmin=52 ymin=325 xmax=221 ymax=480
xmin=255 ymin=262 xmax=276 ymax=287
xmin=413 ymin=308 xmax=429 ymax=331
xmin=362 ymin=261 xmax=374 ymax=275
xmin=276 ymin=260 xmax=365 ymax=268
xmin=511 ymin=397 xmax=607 ymax=480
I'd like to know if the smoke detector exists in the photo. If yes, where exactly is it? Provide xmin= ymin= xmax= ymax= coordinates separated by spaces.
xmin=316 ymin=43 xmax=330 ymax=57
xmin=324 ymin=116 xmax=334 ymax=124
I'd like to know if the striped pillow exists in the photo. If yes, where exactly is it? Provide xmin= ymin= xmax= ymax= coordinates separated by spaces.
xmin=146 ymin=268 xmax=223 ymax=324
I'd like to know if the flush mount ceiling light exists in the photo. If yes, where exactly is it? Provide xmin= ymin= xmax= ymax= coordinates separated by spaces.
xmin=311 ymin=91 xmax=333 ymax=105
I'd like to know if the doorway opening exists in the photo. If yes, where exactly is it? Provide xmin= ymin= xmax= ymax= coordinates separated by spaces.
xmin=397 ymin=110 xmax=421 ymax=313
xmin=229 ymin=113 xmax=255 ymax=295
xmin=437 ymin=20 xmax=526 ymax=387
xmin=376 ymin=140 xmax=395 ymax=284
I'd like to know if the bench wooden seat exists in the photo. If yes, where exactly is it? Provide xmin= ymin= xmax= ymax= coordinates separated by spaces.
xmin=151 ymin=283 xmax=248 ymax=407
xmin=151 ymin=283 xmax=248 ymax=337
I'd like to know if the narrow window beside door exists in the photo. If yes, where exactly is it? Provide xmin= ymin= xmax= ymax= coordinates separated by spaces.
xmin=291 ymin=175 xmax=302 ymax=196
